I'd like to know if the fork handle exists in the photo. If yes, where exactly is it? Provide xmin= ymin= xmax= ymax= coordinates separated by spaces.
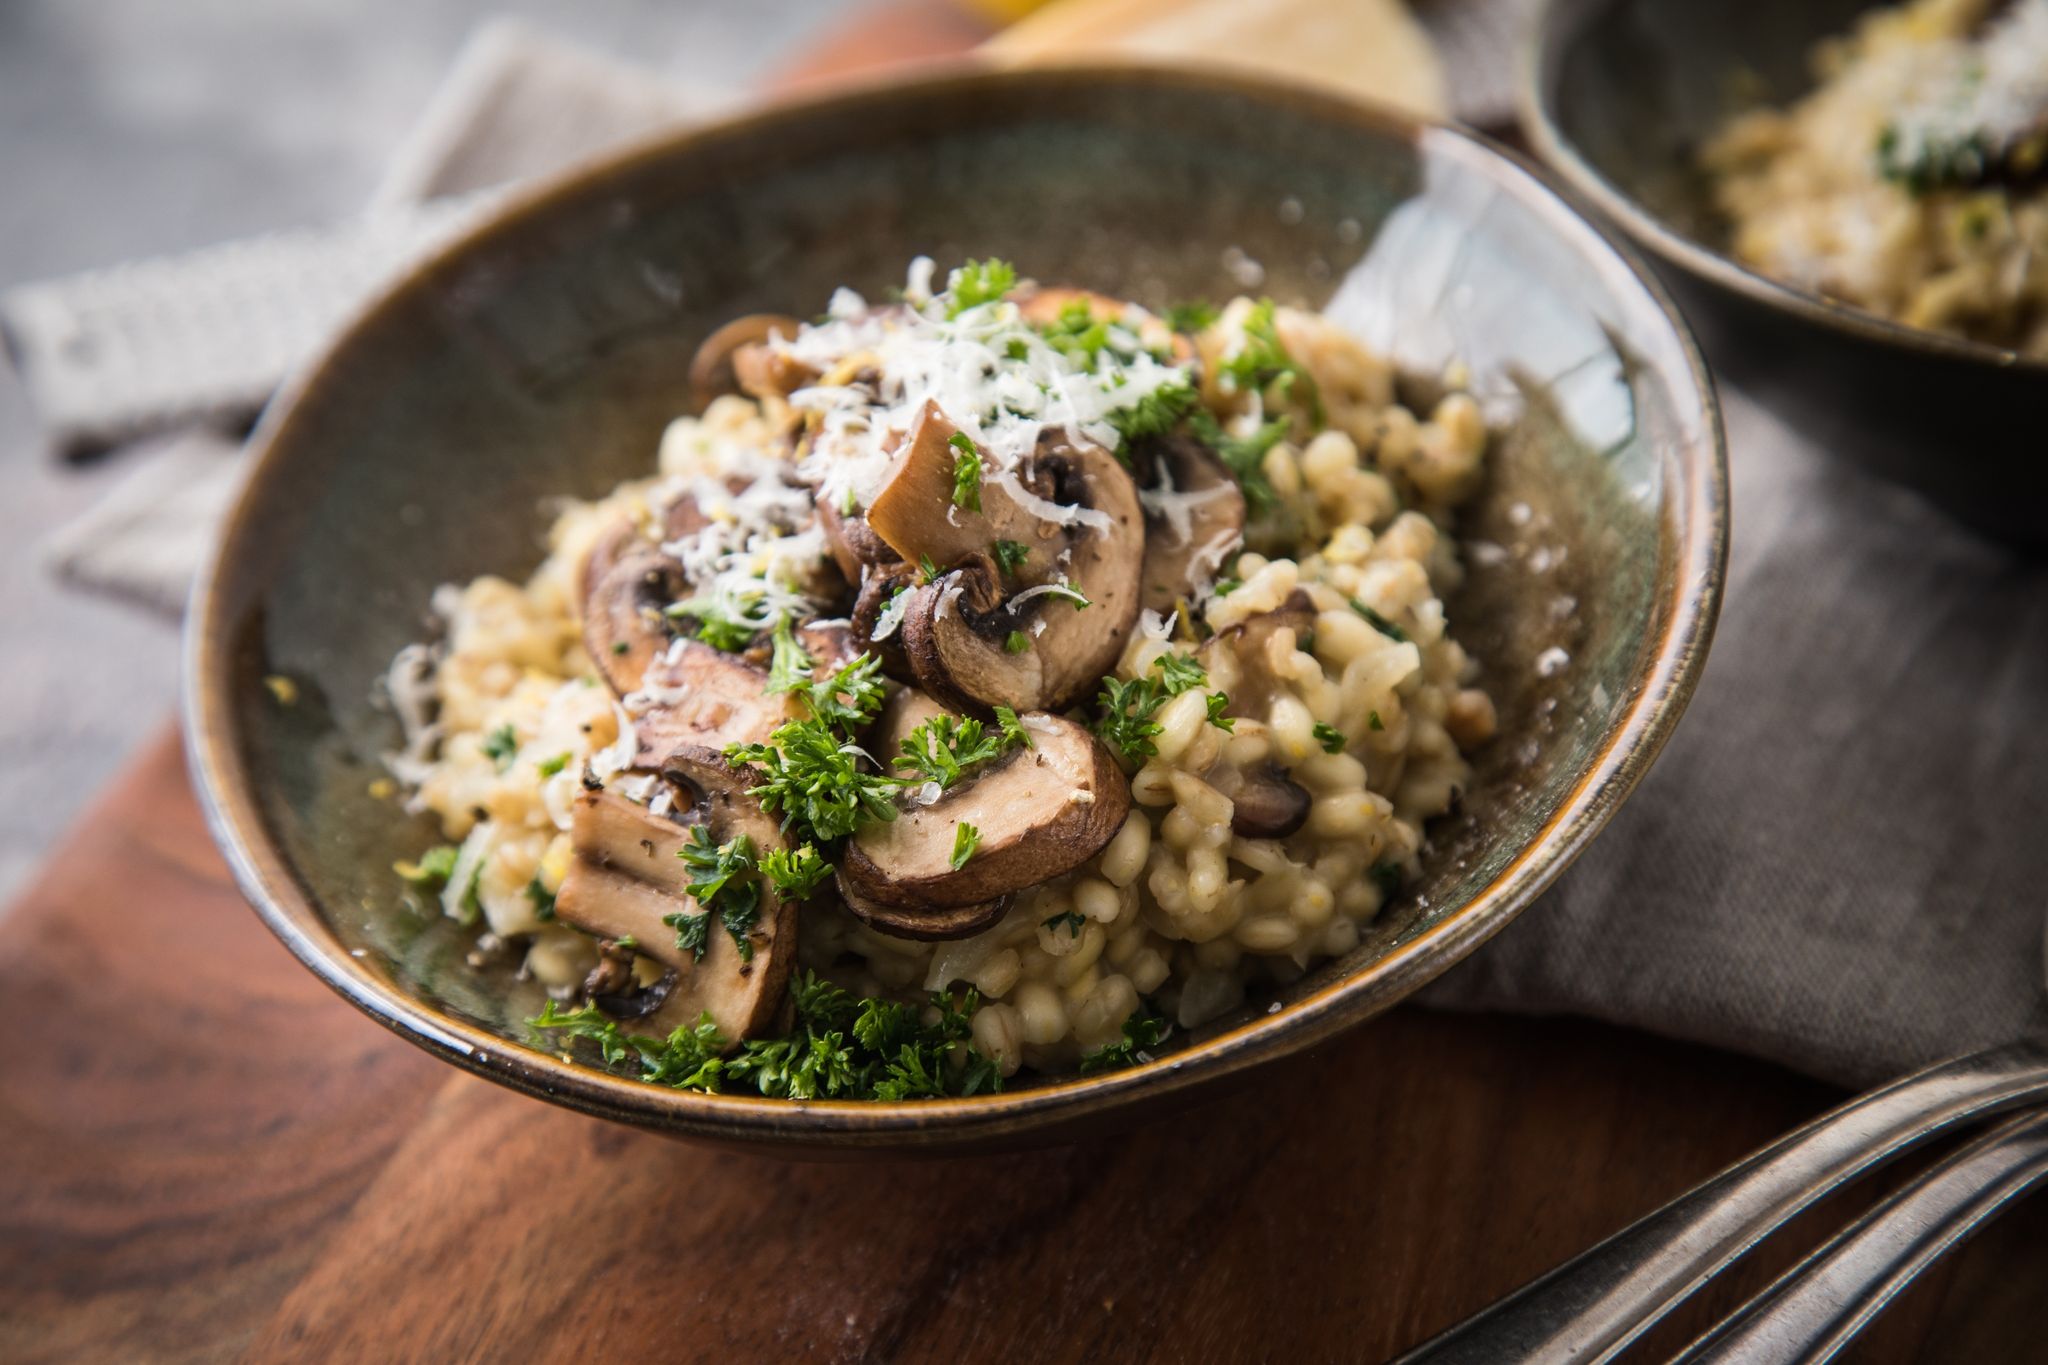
xmin=1674 ymin=1108 xmax=2048 ymax=1363
xmin=1397 ymin=1038 xmax=2048 ymax=1365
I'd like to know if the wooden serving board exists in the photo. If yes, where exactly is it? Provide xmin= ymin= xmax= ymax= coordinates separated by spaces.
xmin=3 ymin=734 xmax=2042 ymax=1364
xmin=4 ymin=10 xmax=2043 ymax=1362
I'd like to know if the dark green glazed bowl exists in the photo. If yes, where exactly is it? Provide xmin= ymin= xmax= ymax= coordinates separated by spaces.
xmin=1525 ymin=0 xmax=2048 ymax=550
xmin=187 ymin=63 xmax=1726 ymax=1154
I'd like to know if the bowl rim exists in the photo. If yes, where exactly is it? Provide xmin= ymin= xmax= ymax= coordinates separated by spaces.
xmin=185 ymin=57 xmax=1729 ymax=1150
xmin=1518 ymin=0 xmax=2046 ymax=376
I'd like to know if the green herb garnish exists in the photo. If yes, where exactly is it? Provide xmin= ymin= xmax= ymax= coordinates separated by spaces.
xmin=1005 ymin=630 xmax=1030 ymax=654
xmin=536 ymin=751 xmax=572 ymax=778
xmin=481 ymin=724 xmax=518 ymax=771
xmin=944 ymin=258 xmax=1017 ymax=317
xmin=1312 ymin=721 xmax=1345 ymax=754
xmin=992 ymin=539 xmax=1030 ymax=577
xmin=670 ymin=825 xmax=761 ymax=962
xmin=1219 ymin=298 xmax=1323 ymax=426
xmin=1164 ymin=300 xmax=1220 ymax=334
xmin=1078 ymin=1011 xmax=1171 ymax=1075
xmin=948 ymin=431 xmax=984 ymax=513
xmin=664 ymin=599 xmax=757 ymax=652
xmin=1205 ymin=693 xmax=1236 ymax=732
xmin=526 ymin=875 xmax=556 ymax=922
xmin=761 ymin=844 xmax=832 ymax=899
xmin=394 ymin=843 xmax=460 ymax=888
xmin=766 ymin=617 xmax=815 ymax=695
xmin=1188 ymin=409 xmax=1286 ymax=513
xmin=949 ymin=822 xmax=982 ymax=870
xmin=1044 ymin=909 xmax=1087 ymax=938
xmin=1350 ymin=600 xmax=1409 ymax=642
xmin=895 ymin=712 xmax=1027 ymax=789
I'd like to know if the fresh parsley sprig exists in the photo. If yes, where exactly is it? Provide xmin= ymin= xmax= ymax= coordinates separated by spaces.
xmin=1078 ymin=1010 xmax=1171 ymax=1075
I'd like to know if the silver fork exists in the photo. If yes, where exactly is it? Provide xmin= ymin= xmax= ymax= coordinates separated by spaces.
xmin=1398 ymin=1034 xmax=2048 ymax=1363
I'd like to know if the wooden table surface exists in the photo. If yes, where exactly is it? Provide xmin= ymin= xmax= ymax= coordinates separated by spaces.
xmin=4 ymin=731 xmax=2042 ymax=1364
xmin=5 ymin=12 xmax=2043 ymax=1362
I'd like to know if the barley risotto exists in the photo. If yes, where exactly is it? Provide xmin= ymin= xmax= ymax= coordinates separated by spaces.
xmin=382 ymin=259 xmax=1496 ymax=1099
xmin=1701 ymin=0 xmax=2048 ymax=356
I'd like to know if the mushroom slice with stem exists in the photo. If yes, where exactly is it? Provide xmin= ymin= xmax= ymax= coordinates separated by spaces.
xmin=687 ymin=312 xmax=808 ymax=409
xmin=1212 ymin=763 xmax=1312 ymax=839
xmin=867 ymin=401 xmax=1144 ymax=713
xmin=628 ymin=640 xmax=806 ymax=768
xmin=838 ymin=694 xmax=1132 ymax=917
xmin=581 ymin=519 xmax=689 ymax=696
xmin=1129 ymin=433 xmax=1246 ymax=615
xmin=554 ymin=746 xmax=796 ymax=1044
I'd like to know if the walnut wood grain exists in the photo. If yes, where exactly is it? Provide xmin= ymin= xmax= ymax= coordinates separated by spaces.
xmin=1 ymin=728 xmax=2039 ymax=1364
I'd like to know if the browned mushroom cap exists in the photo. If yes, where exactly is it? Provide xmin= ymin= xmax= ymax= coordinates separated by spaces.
xmin=1129 ymin=433 xmax=1247 ymax=614
xmin=687 ymin=313 xmax=807 ymax=409
xmin=582 ymin=520 xmax=688 ymax=695
xmin=631 ymin=641 xmax=807 ymax=767
xmin=865 ymin=402 xmax=1144 ymax=713
xmin=1199 ymin=591 xmax=1317 ymax=722
xmin=838 ymin=694 xmax=1131 ymax=915
xmin=839 ymin=882 xmax=1009 ymax=941
xmin=554 ymin=746 xmax=796 ymax=1044
xmin=848 ymin=561 xmax=918 ymax=677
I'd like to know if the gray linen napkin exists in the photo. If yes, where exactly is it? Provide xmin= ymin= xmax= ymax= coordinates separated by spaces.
xmin=1423 ymin=389 xmax=2048 ymax=1087
xmin=8 ymin=9 xmax=2043 ymax=1091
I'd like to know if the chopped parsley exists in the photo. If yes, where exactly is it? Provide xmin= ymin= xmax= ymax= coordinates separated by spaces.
xmin=949 ymin=822 xmax=982 ymax=870
xmin=394 ymin=843 xmax=460 ymax=888
xmin=1875 ymin=122 xmax=1994 ymax=196
xmin=948 ymin=431 xmax=984 ymax=513
xmin=1369 ymin=710 xmax=1384 ymax=732
xmin=1219 ymin=298 xmax=1324 ymax=426
xmin=919 ymin=553 xmax=940 ymax=585
xmin=481 ymin=723 xmax=518 ymax=772
xmin=995 ymin=704 xmax=1032 ymax=750
xmin=1211 ymin=576 xmax=1242 ymax=597
xmin=1206 ymin=693 xmax=1235 ymax=732
xmin=1106 ymin=377 xmax=1199 ymax=455
xmin=611 ymin=640 xmax=631 ymax=655
xmin=668 ymin=825 xmax=761 ymax=962
xmin=1350 ymin=599 xmax=1409 ymax=642
xmin=726 ymin=653 xmax=898 ymax=847
xmin=1313 ymin=721 xmax=1345 ymax=754
xmin=765 ymin=618 xmax=816 ymax=694
xmin=1189 ymin=409 xmax=1285 ymax=513
xmin=1092 ymin=652 xmax=1210 ymax=763
xmin=528 ymin=973 xmax=1004 ymax=1101
xmin=1004 ymin=630 xmax=1030 ymax=654
xmin=943 ymin=258 xmax=1017 ymax=317
xmin=1078 ymin=1011 xmax=1171 ymax=1075
xmin=526 ymin=875 xmax=556 ymax=922
xmin=992 ymin=539 xmax=1030 ymax=577
xmin=664 ymin=599 xmax=756 ymax=652
xmin=1164 ymin=300 xmax=1220 ymax=334
xmin=1041 ymin=583 xmax=1091 ymax=610
xmin=1044 ymin=909 xmax=1087 ymax=938
xmin=536 ymin=751 xmax=572 ymax=779
xmin=761 ymin=844 xmax=832 ymax=899
xmin=895 ymin=710 xmax=1028 ymax=789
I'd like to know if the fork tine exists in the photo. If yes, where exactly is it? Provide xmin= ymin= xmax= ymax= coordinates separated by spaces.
xmin=1674 ymin=1109 xmax=2048 ymax=1364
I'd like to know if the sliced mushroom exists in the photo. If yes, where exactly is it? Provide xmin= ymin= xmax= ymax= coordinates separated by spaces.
xmin=630 ymin=640 xmax=806 ymax=766
xmin=838 ymin=695 xmax=1131 ymax=914
xmin=817 ymin=493 xmax=901 ymax=584
xmin=1199 ymin=591 xmax=1317 ymax=722
xmin=582 ymin=520 xmax=688 ymax=695
xmin=554 ymin=747 xmax=796 ymax=1043
xmin=687 ymin=312 xmax=807 ymax=409
xmin=839 ymin=882 xmax=1008 ymax=942
xmin=866 ymin=402 xmax=1144 ymax=713
xmin=849 ymin=561 xmax=918 ymax=677
xmin=1214 ymin=764 xmax=1312 ymax=839
xmin=1129 ymin=434 xmax=1247 ymax=614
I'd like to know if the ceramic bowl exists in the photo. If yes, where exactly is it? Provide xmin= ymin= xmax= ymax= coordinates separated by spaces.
xmin=1525 ymin=0 xmax=2047 ymax=550
xmin=188 ymin=63 xmax=1725 ymax=1154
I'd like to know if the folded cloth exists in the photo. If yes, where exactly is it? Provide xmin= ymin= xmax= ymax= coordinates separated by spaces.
xmin=1425 ymin=388 xmax=2048 ymax=1087
xmin=17 ymin=6 xmax=2047 ymax=1092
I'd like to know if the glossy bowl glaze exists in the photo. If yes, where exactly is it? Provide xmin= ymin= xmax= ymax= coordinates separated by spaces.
xmin=1525 ymin=0 xmax=2047 ymax=550
xmin=188 ymin=63 xmax=1726 ymax=1154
